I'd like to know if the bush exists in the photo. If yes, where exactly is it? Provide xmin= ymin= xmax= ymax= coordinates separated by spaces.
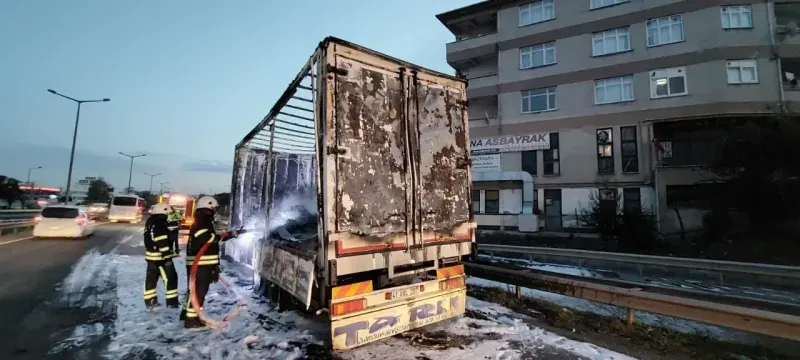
xmin=701 ymin=208 xmax=732 ymax=244
xmin=578 ymin=188 xmax=660 ymax=252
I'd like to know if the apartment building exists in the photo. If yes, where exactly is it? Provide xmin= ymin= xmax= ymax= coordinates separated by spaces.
xmin=438 ymin=0 xmax=800 ymax=233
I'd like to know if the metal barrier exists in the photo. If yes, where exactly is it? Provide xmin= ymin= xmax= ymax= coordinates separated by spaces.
xmin=0 ymin=209 xmax=40 ymax=221
xmin=466 ymin=262 xmax=800 ymax=342
xmin=0 ymin=219 xmax=35 ymax=236
xmin=478 ymin=244 xmax=800 ymax=281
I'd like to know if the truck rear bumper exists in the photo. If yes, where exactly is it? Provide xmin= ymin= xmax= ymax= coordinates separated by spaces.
xmin=330 ymin=265 xmax=467 ymax=350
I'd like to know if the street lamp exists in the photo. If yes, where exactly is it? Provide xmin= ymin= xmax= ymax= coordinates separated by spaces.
xmin=119 ymin=152 xmax=146 ymax=194
xmin=27 ymin=166 xmax=42 ymax=185
xmin=48 ymin=89 xmax=110 ymax=203
xmin=144 ymin=172 xmax=161 ymax=194
xmin=158 ymin=181 xmax=170 ymax=195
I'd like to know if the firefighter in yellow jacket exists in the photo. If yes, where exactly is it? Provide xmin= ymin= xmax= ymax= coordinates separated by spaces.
xmin=143 ymin=203 xmax=180 ymax=309
xmin=179 ymin=196 xmax=238 ymax=328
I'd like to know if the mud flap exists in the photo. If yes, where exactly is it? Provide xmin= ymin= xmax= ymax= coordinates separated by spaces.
xmin=330 ymin=279 xmax=467 ymax=350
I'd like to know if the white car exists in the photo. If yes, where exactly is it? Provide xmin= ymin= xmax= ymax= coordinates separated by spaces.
xmin=33 ymin=205 xmax=95 ymax=238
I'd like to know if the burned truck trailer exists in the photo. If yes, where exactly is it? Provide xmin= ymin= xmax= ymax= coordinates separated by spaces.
xmin=227 ymin=37 xmax=475 ymax=350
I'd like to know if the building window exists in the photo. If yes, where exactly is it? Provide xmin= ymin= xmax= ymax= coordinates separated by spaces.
xmin=520 ymin=42 xmax=556 ymax=69
xmin=620 ymin=126 xmax=638 ymax=172
xmin=594 ymin=75 xmax=634 ymax=104
xmin=522 ymin=150 xmax=537 ymax=176
xmin=646 ymin=15 xmax=684 ymax=47
xmin=591 ymin=0 xmax=628 ymax=9
xmin=650 ymin=66 xmax=687 ymax=98
xmin=592 ymin=27 xmax=631 ymax=56
xmin=472 ymin=190 xmax=481 ymax=214
xmin=599 ymin=188 xmax=618 ymax=219
xmin=721 ymin=5 xmax=752 ymax=29
xmin=543 ymin=132 xmax=560 ymax=175
xmin=485 ymin=190 xmax=500 ymax=214
xmin=519 ymin=0 xmax=555 ymax=27
xmin=623 ymin=188 xmax=641 ymax=214
xmin=597 ymin=128 xmax=614 ymax=174
xmin=522 ymin=87 xmax=557 ymax=113
xmin=726 ymin=60 xmax=758 ymax=84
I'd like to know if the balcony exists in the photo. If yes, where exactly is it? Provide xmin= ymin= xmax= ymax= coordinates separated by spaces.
xmin=446 ymin=32 xmax=498 ymax=65
xmin=774 ymin=2 xmax=800 ymax=45
xmin=468 ymin=73 xmax=499 ymax=90
xmin=782 ymin=57 xmax=800 ymax=102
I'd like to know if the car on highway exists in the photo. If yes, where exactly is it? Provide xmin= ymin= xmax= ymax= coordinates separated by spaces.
xmin=87 ymin=203 xmax=109 ymax=220
xmin=109 ymin=194 xmax=145 ymax=223
xmin=32 ymin=205 xmax=95 ymax=238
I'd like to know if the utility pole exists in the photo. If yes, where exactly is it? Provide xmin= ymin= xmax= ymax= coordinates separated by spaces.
xmin=119 ymin=152 xmax=146 ymax=194
xmin=47 ymin=89 xmax=110 ymax=203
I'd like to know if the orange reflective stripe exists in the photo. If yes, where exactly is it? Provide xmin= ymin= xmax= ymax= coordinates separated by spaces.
xmin=331 ymin=280 xmax=373 ymax=300
xmin=436 ymin=264 xmax=465 ymax=279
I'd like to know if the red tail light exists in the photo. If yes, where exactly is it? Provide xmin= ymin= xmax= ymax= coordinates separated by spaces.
xmin=331 ymin=298 xmax=366 ymax=316
xmin=75 ymin=218 xmax=86 ymax=225
xmin=439 ymin=277 xmax=465 ymax=291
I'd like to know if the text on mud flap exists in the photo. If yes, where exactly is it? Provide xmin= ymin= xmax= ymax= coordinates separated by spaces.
xmin=333 ymin=294 xmax=463 ymax=347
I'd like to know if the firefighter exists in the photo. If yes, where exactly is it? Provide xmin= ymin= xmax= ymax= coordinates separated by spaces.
xmin=180 ymin=196 xmax=238 ymax=328
xmin=143 ymin=203 xmax=180 ymax=309
xmin=165 ymin=207 xmax=182 ymax=259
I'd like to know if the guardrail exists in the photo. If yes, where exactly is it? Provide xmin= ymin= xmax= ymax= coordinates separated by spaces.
xmin=478 ymin=244 xmax=800 ymax=288
xmin=0 ymin=219 xmax=35 ymax=236
xmin=0 ymin=209 xmax=40 ymax=221
xmin=466 ymin=262 xmax=800 ymax=342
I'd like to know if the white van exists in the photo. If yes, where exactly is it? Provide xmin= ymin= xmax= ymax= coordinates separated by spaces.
xmin=108 ymin=194 xmax=145 ymax=223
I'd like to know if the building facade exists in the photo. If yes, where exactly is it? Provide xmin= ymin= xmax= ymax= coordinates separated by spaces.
xmin=69 ymin=176 xmax=106 ymax=204
xmin=438 ymin=0 xmax=800 ymax=233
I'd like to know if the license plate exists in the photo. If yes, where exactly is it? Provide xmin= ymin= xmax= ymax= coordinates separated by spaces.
xmin=389 ymin=286 xmax=420 ymax=300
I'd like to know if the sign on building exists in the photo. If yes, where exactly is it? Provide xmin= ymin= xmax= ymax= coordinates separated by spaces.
xmin=470 ymin=133 xmax=550 ymax=154
xmin=471 ymin=154 xmax=501 ymax=172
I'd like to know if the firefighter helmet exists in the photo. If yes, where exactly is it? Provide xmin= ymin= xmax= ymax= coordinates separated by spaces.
xmin=151 ymin=203 xmax=173 ymax=215
xmin=196 ymin=196 xmax=219 ymax=210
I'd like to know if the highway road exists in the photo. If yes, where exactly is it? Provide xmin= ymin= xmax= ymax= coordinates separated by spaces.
xmin=9 ymin=220 xmax=779 ymax=360
xmin=0 ymin=223 xmax=143 ymax=359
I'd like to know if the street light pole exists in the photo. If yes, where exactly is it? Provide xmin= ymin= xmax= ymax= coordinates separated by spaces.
xmin=27 ymin=166 xmax=42 ymax=185
xmin=158 ymin=181 xmax=170 ymax=195
xmin=48 ymin=89 xmax=110 ymax=204
xmin=119 ymin=152 xmax=146 ymax=194
xmin=144 ymin=172 xmax=161 ymax=194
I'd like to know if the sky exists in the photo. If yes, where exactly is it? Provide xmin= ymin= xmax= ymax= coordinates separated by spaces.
xmin=0 ymin=0 xmax=474 ymax=194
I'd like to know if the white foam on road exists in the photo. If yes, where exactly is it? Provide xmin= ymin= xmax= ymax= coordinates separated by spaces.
xmin=105 ymin=255 xmax=322 ymax=359
xmin=467 ymin=277 xmax=773 ymax=345
xmin=51 ymin=244 xmax=641 ymax=359
xmin=340 ymin=297 xmax=637 ymax=360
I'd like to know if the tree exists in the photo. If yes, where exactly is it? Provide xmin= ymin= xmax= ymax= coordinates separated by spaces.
xmin=0 ymin=176 xmax=22 ymax=205
xmin=86 ymin=179 xmax=113 ymax=203
xmin=706 ymin=105 xmax=800 ymax=229
xmin=135 ymin=190 xmax=158 ymax=207
xmin=214 ymin=192 xmax=230 ymax=207
xmin=577 ymin=186 xmax=659 ymax=252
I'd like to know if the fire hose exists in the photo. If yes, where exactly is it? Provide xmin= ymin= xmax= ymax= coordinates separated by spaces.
xmin=188 ymin=231 xmax=248 ymax=329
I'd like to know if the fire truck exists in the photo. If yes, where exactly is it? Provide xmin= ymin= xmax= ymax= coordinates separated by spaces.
xmin=158 ymin=193 xmax=196 ymax=229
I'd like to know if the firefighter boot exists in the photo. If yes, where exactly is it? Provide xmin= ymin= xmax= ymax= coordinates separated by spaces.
xmin=145 ymin=297 xmax=160 ymax=311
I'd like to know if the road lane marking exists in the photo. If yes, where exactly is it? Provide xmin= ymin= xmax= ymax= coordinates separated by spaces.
xmin=0 ymin=236 xmax=36 ymax=246
xmin=0 ymin=221 xmax=114 ymax=246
